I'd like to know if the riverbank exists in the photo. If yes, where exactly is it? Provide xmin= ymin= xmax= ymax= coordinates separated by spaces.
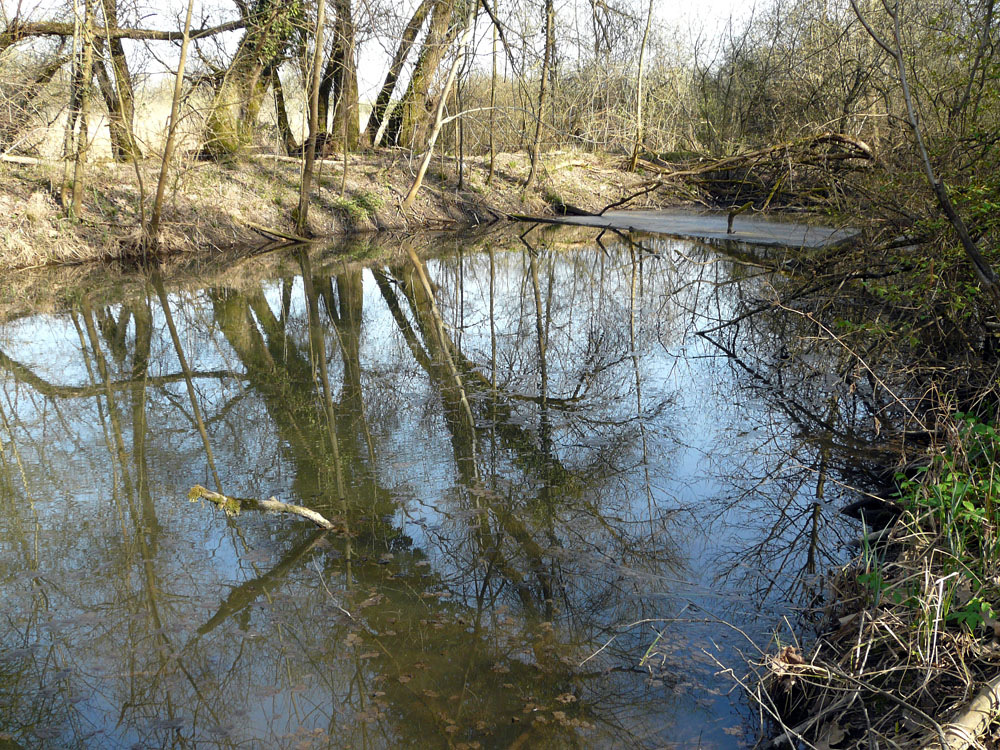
xmin=0 ymin=220 xmax=620 ymax=321
xmin=5 ymin=140 xmax=1000 ymax=745
xmin=738 ymin=222 xmax=1000 ymax=747
xmin=0 ymin=149 xmax=683 ymax=271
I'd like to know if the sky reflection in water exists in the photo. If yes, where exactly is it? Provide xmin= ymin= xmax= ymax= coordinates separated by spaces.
xmin=0 ymin=228 xmax=867 ymax=748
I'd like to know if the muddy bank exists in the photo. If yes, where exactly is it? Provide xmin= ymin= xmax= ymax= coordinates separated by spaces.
xmin=0 ymin=150 xmax=683 ymax=271
xmin=0 ymin=221 xmax=612 ymax=321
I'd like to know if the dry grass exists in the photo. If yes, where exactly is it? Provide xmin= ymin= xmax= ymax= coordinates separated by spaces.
xmin=0 ymin=148 xmax=683 ymax=271
xmin=752 ymin=431 xmax=1000 ymax=748
xmin=0 ymin=181 xmax=99 ymax=267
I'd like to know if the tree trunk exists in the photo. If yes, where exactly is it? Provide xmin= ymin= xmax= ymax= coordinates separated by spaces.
xmin=393 ymin=0 xmax=458 ymax=150
xmin=202 ymin=0 xmax=301 ymax=158
xmin=146 ymin=0 xmax=195 ymax=246
xmin=203 ymin=69 xmax=271 ymax=157
xmin=317 ymin=50 xmax=336 ymax=137
xmin=525 ymin=0 xmax=554 ymax=190
xmin=272 ymin=69 xmax=298 ymax=155
xmin=365 ymin=0 xmax=434 ymax=145
xmin=60 ymin=2 xmax=83 ymax=208
xmin=487 ymin=24 xmax=496 ymax=184
xmin=330 ymin=0 xmax=360 ymax=150
xmin=627 ymin=0 xmax=653 ymax=172
xmin=402 ymin=15 xmax=474 ymax=209
xmin=94 ymin=0 xmax=139 ymax=160
xmin=296 ymin=0 xmax=326 ymax=235
xmin=0 ymin=17 xmax=245 ymax=50
xmin=69 ymin=0 xmax=95 ymax=217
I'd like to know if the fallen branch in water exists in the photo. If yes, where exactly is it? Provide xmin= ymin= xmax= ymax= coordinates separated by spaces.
xmin=727 ymin=201 xmax=754 ymax=233
xmin=243 ymin=220 xmax=311 ymax=244
xmin=188 ymin=484 xmax=339 ymax=530
xmin=597 ymin=180 xmax=662 ymax=215
xmin=635 ymin=132 xmax=875 ymax=208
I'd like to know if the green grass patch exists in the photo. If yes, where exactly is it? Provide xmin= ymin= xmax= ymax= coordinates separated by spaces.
xmin=330 ymin=196 xmax=368 ymax=223
xmin=353 ymin=190 xmax=383 ymax=214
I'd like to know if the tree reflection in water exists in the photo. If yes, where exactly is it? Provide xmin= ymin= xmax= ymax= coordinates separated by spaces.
xmin=0 ymin=228 xmax=878 ymax=748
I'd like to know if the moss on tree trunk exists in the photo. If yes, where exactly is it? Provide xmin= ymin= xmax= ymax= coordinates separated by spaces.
xmin=201 ymin=0 xmax=301 ymax=159
xmin=392 ymin=0 xmax=458 ymax=150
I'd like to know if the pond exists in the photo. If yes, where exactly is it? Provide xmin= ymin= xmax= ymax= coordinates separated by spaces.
xmin=0 ymin=223 xmax=877 ymax=748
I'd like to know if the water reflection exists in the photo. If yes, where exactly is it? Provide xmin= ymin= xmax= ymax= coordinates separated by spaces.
xmin=0 ymin=227 xmax=878 ymax=748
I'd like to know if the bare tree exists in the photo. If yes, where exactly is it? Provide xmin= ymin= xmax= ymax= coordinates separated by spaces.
xmin=851 ymin=0 xmax=1000 ymax=304
xmin=390 ymin=0 xmax=460 ymax=150
xmin=297 ymin=0 xmax=327 ymax=235
xmin=93 ymin=0 xmax=139 ymax=160
xmin=366 ymin=0 xmax=435 ymax=146
xmin=202 ymin=0 xmax=303 ymax=158
xmin=524 ymin=0 xmax=554 ymax=189
xmin=403 ymin=12 xmax=475 ymax=208
xmin=146 ymin=0 xmax=196 ymax=247
xmin=627 ymin=0 xmax=653 ymax=171
xmin=65 ymin=0 xmax=95 ymax=217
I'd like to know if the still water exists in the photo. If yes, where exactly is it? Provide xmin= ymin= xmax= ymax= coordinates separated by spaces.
xmin=0 ymin=226 xmax=871 ymax=748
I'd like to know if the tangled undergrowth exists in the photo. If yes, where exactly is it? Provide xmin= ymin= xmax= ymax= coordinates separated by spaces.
xmin=681 ymin=159 xmax=1000 ymax=745
xmin=753 ymin=414 xmax=1000 ymax=748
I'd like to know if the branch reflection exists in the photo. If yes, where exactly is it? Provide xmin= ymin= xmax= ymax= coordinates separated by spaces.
xmin=0 ymin=226 xmax=877 ymax=747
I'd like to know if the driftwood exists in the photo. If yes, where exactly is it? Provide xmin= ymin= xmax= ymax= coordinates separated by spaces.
xmin=922 ymin=672 xmax=1000 ymax=750
xmin=188 ymin=484 xmax=340 ymax=530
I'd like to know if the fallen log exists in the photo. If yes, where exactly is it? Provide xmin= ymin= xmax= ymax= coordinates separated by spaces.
xmin=243 ymin=220 xmax=311 ymax=244
xmin=188 ymin=484 xmax=340 ymax=530
xmin=922 ymin=671 xmax=1000 ymax=750
xmin=638 ymin=132 xmax=875 ymax=180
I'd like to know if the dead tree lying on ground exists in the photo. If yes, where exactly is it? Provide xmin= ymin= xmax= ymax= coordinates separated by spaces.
xmin=636 ymin=132 xmax=875 ymax=209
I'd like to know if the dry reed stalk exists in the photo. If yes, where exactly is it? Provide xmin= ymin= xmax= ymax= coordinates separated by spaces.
xmin=749 ymin=509 xmax=1000 ymax=747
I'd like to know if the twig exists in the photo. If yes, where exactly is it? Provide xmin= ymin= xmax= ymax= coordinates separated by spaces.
xmin=775 ymin=302 xmax=928 ymax=430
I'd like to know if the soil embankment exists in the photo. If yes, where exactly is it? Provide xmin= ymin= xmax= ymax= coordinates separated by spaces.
xmin=0 ymin=150 xmax=681 ymax=271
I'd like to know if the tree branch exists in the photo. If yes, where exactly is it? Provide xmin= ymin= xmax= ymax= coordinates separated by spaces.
xmin=189 ymin=485 xmax=341 ymax=530
xmin=3 ymin=17 xmax=244 ymax=48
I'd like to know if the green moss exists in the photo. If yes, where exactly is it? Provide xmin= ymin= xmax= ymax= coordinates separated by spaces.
xmin=330 ymin=191 xmax=383 ymax=226
xmin=354 ymin=191 xmax=383 ymax=214
xmin=330 ymin=196 xmax=368 ymax=224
